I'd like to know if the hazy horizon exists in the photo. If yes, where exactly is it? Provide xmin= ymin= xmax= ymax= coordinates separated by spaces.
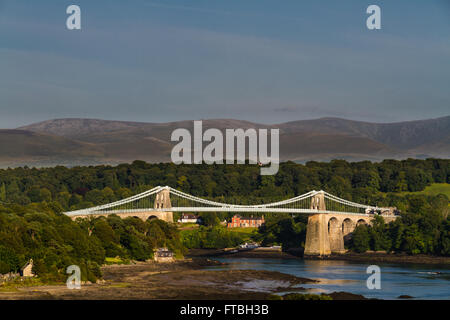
xmin=12 ymin=114 xmax=450 ymax=129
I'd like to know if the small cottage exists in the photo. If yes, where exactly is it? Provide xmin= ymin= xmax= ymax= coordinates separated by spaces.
xmin=154 ymin=248 xmax=174 ymax=263
xmin=178 ymin=214 xmax=201 ymax=224
xmin=20 ymin=259 xmax=35 ymax=277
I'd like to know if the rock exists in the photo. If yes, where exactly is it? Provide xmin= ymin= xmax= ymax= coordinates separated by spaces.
xmin=398 ymin=295 xmax=414 ymax=299
xmin=328 ymin=291 xmax=372 ymax=300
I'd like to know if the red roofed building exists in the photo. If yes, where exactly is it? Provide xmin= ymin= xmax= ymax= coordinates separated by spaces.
xmin=227 ymin=215 xmax=265 ymax=228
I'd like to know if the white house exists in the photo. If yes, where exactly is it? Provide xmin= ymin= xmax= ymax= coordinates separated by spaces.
xmin=178 ymin=214 xmax=201 ymax=224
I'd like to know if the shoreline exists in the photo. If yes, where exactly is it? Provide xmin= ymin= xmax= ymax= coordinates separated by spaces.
xmin=187 ymin=248 xmax=299 ymax=259
xmin=305 ymin=252 xmax=450 ymax=265
xmin=0 ymin=258 xmax=316 ymax=300
xmin=187 ymin=248 xmax=450 ymax=265
xmin=0 ymin=258 xmax=374 ymax=300
xmin=2 ymin=250 xmax=447 ymax=300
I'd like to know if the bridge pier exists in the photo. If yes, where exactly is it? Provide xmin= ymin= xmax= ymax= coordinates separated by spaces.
xmin=305 ymin=213 xmax=363 ymax=256
xmin=304 ymin=214 xmax=331 ymax=256
xmin=328 ymin=217 xmax=345 ymax=254
xmin=304 ymin=192 xmax=331 ymax=255
xmin=304 ymin=191 xmax=352 ymax=256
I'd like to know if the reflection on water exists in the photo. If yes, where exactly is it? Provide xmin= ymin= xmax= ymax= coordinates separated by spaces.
xmin=311 ymin=277 xmax=358 ymax=285
xmin=236 ymin=279 xmax=293 ymax=292
xmin=205 ymin=257 xmax=450 ymax=300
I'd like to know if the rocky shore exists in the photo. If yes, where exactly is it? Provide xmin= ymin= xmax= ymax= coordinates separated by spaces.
xmin=3 ymin=249 xmax=442 ymax=300
xmin=0 ymin=258 xmax=320 ymax=300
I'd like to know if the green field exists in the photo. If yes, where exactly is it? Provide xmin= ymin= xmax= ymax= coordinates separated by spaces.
xmin=395 ymin=183 xmax=450 ymax=198
xmin=228 ymin=227 xmax=257 ymax=242
xmin=176 ymin=222 xmax=200 ymax=230
xmin=105 ymin=257 xmax=129 ymax=265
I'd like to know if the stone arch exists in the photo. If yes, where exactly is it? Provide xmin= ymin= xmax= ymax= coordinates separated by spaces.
xmin=147 ymin=215 xmax=158 ymax=222
xmin=342 ymin=218 xmax=354 ymax=236
xmin=328 ymin=217 xmax=345 ymax=253
xmin=328 ymin=217 xmax=339 ymax=233
xmin=356 ymin=219 xmax=367 ymax=226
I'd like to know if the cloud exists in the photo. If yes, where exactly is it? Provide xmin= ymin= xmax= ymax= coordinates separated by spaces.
xmin=274 ymin=106 xmax=299 ymax=113
xmin=0 ymin=1 xmax=449 ymax=127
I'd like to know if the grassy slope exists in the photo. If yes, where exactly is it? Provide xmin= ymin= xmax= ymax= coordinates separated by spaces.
xmin=395 ymin=183 xmax=450 ymax=198
xmin=179 ymin=226 xmax=257 ymax=246
xmin=228 ymin=227 xmax=257 ymax=243
xmin=394 ymin=183 xmax=450 ymax=209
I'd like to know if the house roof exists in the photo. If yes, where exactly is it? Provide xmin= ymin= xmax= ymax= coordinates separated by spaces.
xmin=232 ymin=215 xmax=264 ymax=221
xmin=20 ymin=259 xmax=33 ymax=271
xmin=181 ymin=214 xmax=198 ymax=219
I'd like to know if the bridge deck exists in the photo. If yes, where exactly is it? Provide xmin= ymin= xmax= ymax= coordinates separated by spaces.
xmin=64 ymin=186 xmax=397 ymax=218
xmin=65 ymin=207 xmax=396 ymax=218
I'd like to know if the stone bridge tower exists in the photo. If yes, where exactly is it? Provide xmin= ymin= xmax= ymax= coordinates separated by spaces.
xmin=154 ymin=187 xmax=172 ymax=209
xmin=304 ymin=191 xmax=332 ymax=256
xmin=304 ymin=191 xmax=364 ymax=256
xmin=310 ymin=191 xmax=326 ymax=210
xmin=150 ymin=188 xmax=173 ymax=223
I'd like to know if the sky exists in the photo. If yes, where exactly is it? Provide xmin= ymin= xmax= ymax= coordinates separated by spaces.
xmin=0 ymin=0 xmax=449 ymax=128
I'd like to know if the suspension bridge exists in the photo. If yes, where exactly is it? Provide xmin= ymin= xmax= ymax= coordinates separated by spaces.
xmin=64 ymin=186 xmax=398 ymax=256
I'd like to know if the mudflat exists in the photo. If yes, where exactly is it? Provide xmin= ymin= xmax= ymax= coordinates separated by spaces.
xmin=0 ymin=259 xmax=316 ymax=300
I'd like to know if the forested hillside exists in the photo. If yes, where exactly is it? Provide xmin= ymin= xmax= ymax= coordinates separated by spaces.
xmin=0 ymin=159 xmax=448 ymax=281
xmin=0 ymin=159 xmax=448 ymax=210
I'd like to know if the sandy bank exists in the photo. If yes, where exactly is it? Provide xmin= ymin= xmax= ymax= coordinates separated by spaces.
xmin=0 ymin=259 xmax=317 ymax=300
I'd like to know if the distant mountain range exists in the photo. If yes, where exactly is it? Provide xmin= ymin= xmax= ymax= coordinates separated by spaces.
xmin=0 ymin=116 xmax=447 ymax=167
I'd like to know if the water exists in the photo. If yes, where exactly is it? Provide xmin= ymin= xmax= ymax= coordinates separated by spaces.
xmin=205 ymin=257 xmax=450 ymax=300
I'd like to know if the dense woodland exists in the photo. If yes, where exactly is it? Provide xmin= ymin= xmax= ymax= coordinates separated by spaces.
xmin=0 ymin=159 xmax=448 ymax=210
xmin=0 ymin=159 xmax=449 ymax=281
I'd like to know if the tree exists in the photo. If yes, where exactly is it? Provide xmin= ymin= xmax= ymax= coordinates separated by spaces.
xmin=0 ymin=245 xmax=20 ymax=273
xmin=401 ymin=224 xmax=425 ymax=254
xmin=254 ymin=215 xmax=306 ymax=250
xmin=369 ymin=215 xmax=392 ymax=251
xmin=40 ymin=188 xmax=52 ymax=202
xmin=438 ymin=218 xmax=450 ymax=255
xmin=0 ymin=183 xmax=6 ymax=202
xmin=351 ymin=225 xmax=370 ymax=253
xmin=93 ymin=218 xmax=117 ymax=251
xmin=199 ymin=212 xmax=220 ymax=227
xmin=6 ymin=180 xmax=20 ymax=196
xmin=101 ymin=187 xmax=115 ymax=203
xmin=120 ymin=229 xmax=151 ymax=261
xmin=85 ymin=189 xmax=104 ymax=205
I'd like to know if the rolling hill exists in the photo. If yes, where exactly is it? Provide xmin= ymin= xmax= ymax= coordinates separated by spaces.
xmin=0 ymin=116 xmax=446 ymax=167
xmin=0 ymin=129 xmax=104 ymax=167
